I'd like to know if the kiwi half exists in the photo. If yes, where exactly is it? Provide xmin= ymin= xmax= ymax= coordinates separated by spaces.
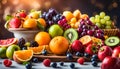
xmin=105 ymin=36 xmax=120 ymax=46
xmin=64 ymin=28 xmax=78 ymax=43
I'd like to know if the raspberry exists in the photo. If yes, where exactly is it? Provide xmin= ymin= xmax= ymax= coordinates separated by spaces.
xmin=77 ymin=57 xmax=85 ymax=65
xmin=43 ymin=59 xmax=51 ymax=67
xmin=3 ymin=59 xmax=12 ymax=67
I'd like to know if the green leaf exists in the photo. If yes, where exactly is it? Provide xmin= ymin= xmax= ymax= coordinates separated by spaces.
xmin=5 ymin=15 xmax=12 ymax=21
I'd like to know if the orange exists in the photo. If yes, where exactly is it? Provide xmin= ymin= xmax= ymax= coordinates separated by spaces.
xmin=80 ymin=14 xmax=89 ymax=20
xmin=73 ymin=9 xmax=81 ymax=20
xmin=37 ymin=18 xmax=46 ymax=27
xmin=23 ymin=18 xmax=37 ymax=29
xmin=79 ymin=35 xmax=92 ymax=46
xmin=13 ymin=50 xmax=33 ymax=63
xmin=70 ymin=17 xmax=77 ymax=24
xmin=49 ymin=36 xmax=69 ymax=55
xmin=27 ymin=46 xmax=45 ymax=54
xmin=35 ymin=32 xmax=51 ymax=46
xmin=63 ymin=11 xmax=74 ymax=21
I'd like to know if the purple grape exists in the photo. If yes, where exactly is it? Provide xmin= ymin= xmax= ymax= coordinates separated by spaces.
xmin=48 ymin=8 xmax=57 ymax=16
xmin=83 ymin=29 xmax=88 ymax=32
xmin=40 ymin=12 xmax=47 ymax=18
xmin=58 ymin=20 xmax=64 ymax=26
xmin=81 ymin=32 xmax=87 ymax=36
xmin=82 ymin=25 xmax=88 ymax=29
xmin=77 ymin=28 xmax=83 ymax=33
xmin=45 ymin=13 xmax=52 ymax=20
xmin=62 ymin=18 xmax=67 ymax=23
xmin=94 ymin=25 xmax=99 ymax=30
xmin=80 ymin=19 xmax=85 ymax=22
xmin=63 ymin=23 xmax=68 ymax=28
xmin=86 ymin=17 xmax=89 ymax=21
xmin=96 ymin=29 xmax=104 ymax=34
xmin=95 ymin=33 xmax=102 ymax=39
xmin=65 ymin=25 xmax=71 ymax=29
xmin=48 ymin=21 xmax=54 ymax=25
xmin=87 ymin=30 xmax=94 ymax=36
xmin=80 ymin=21 xmax=86 ymax=25
xmin=60 ymin=16 xmax=65 ymax=20
xmin=86 ymin=20 xmax=93 ymax=25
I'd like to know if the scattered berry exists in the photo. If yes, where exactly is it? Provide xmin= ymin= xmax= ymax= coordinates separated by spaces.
xmin=70 ymin=63 xmax=75 ymax=69
xmin=42 ymin=50 xmax=47 ymax=55
xmin=3 ymin=59 xmax=12 ymax=67
xmin=91 ymin=58 xmax=97 ymax=62
xmin=92 ymin=61 xmax=98 ymax=67
xmin=77 ymin=57 xmax=85 ymax=65
xmin=92 ymin=54 xmax=98 ymax=59
xmin=25 ymin=63 xmax=32 ymax=69
xmin=84 ymin=53 xmax=90 ymax=58
xmin=76 ymin=52 xmax=84 ymax=57
xmin=66 ymin=53 xmax=73 ymax=60
xmin=17 ymin=38 xmax=26 ymax=48
xmin=32 ymin=58 xmax=39 ymax=63
xmin=51 ymin=62 xmax=57 ymax=68
xmin=60 ymin=61 xmax=64 ymax=66
xmin=43 ymin=59 xmax=51 ymax=67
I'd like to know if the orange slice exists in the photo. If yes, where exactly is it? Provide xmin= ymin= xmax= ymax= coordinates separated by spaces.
xmin=13 ymin=50 xmax=33 ymax=63
xmin=27 ymin=46 xmax=45 ymax=54
xmin=79 ymin=35 xmax=92 ymax=46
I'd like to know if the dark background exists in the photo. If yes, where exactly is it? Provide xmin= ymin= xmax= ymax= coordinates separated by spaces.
xmin=0 ymin=0 xmax=120 ymax=39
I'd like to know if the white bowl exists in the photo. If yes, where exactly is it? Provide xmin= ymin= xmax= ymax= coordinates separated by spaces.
xmin=8 ymin=28 xmax=40 ymax=41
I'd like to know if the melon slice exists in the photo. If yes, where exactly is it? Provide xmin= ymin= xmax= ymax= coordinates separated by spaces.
xmin=0 ymin=38 xmax=17 ymax=47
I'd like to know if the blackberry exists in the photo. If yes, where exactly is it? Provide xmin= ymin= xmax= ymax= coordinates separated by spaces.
xmin=30 ymin=41 xmax=39 ymax=47
xmin=17 ymin=38 xmax=26 ymax=48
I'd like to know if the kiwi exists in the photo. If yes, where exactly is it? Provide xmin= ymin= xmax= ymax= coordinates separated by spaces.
xmin=105 ymin=36 xmax=120 ymax=46
xmin=64 ymin=28 xmax=78 ymax=43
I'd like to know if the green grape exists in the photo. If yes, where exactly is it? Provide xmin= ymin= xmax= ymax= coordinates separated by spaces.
xmin=95 ymin=23 xmax=101 ymax=28
xmin=100 ymin=19 xmax=106 ymax=24
xmin=100 ymin=12 xmax=106 ymax=18
xmin=106 ymin=20 xmax=112 ymax=26
xmin=101 ymin=24 xmax=105 ymax=29
xmin=95 ymin=18 xmax=100 ymax=23
xmin=90 ymin=17 xmax=95 ymax=23
xmin=105 ymin=25 xmax=111 ymax=29
xmin=104 ymin=16 xmax=110 ymax=21
xmin=95 ymin=15 xmax=100 ymax=19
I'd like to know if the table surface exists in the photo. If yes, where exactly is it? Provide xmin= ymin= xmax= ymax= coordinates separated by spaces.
xmin=0 ymin=59 xmax=101 ymax=69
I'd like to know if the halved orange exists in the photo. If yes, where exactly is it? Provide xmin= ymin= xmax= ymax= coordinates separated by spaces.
xmin=27 ymin=46 xmax=45 ymax=54
xmin=13 ymin=50 xmax=33 ymax=64
xmin=79 ymin=35 xmax=92 ymax=46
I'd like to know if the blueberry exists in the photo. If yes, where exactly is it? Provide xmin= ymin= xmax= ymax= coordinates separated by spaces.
xmin=51 ymin=62 xmax=57 ymax=68
xmin=25 ymin=63 xmax=32 ymax=69
xmin=66 ymin=53 xmax=73 ymax=60
xmin=60 ymin=61 xmax=64 ymax=66
xmin=92 ymin=61 xmax=98 ymax=67
xmin=70 ymin=63 xmax=75 ymax=69
xmin=92 ymin=54 xmax=98 ymax=59
xmin=84 ymin=53 xmax=90 ymax=58
xmin=32 ymin=58 xmax=39 ymax=63
xmin=91 ymin=58 xmax=97 ymax=62
xmin=76 ymin=52 xmax=83 ymax=57
xmin=42 ymin=50 xmax=47 ymax=55
xmin=22 ymin=46 xmax=27 ymax=50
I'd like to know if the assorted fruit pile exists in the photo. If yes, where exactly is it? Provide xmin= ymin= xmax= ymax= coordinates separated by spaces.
xmin=1 ymin=8 xmax=120 ymax=69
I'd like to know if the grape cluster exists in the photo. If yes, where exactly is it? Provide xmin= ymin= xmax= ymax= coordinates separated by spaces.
xmin=58 ymin=18 xmax=71 ymax=30
xmin=17 ymin=38 xmax=26 ymax=48
xmin=40 ymin=8 xmax=64 ymax=27
xmin=77 ymin=18 xmax=105 ymax=40
xmin=90 ymin=12 xmax=113 ymax=29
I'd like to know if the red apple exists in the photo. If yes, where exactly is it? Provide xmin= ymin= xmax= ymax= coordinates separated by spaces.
xmin=112 ymin=46 xmax=120 ymax=58
xmin=9 ymin=17 xmax=21 ymax=28
xmin=101 ymin=56 xmax=120 ymax=69
xmin=98 ymin=46 xmax=112 ymax=61
xmin=16 ymin=11 xmax=27 ymax=18
xmin=85 ymin=44 xmax=98 ymax=55
xmin=71 ymin=40 xmax=84 ymax=52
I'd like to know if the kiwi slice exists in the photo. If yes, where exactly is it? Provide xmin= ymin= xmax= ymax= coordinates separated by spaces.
xmin=64 ymin=28 xmax=78 ymax=43
xmin=105 ymin=36 xmax=120 ymax=46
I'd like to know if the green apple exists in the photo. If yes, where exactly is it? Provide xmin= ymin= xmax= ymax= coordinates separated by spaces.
xmin=49 ymin=24 xmax=63 ymax=38
xmin=0 ymin=47 xmax=7 ymax=58
xmin=6 ymin=44 xmax=20 ymax=59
